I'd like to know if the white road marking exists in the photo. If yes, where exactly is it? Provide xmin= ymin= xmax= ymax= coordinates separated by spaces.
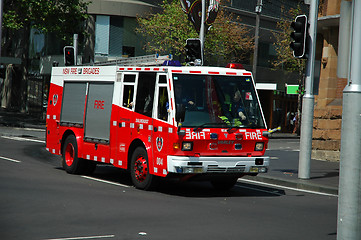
xmin=235 ymin=184 xmax=284 ymax=196
xmin=44 ymin=235 xmax=115 ymax=240
xmin=81 ymin=176 xmax=130 ymax=188
xmin=14 ymin=127 xmax=45 ymax=132
xmin=0 ymin=155 xmax=21 ymax=163
xmin=1 ymin=135 xmax=45 ymax=143
xmin=238 ymin=178 xmax=338 ymax=197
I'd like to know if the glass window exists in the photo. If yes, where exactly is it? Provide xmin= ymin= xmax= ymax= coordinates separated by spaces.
xmin=173 ymin=74 xmax=265 ymax=129
xmin=95 ymin=15 xmax=110 ymax=56
xmin=123 ymin=85 xmax=134 ymax=109
xmin=157 ymin=87 xmax=169 ymax=121
xmin=135 ymin=73 xmax=156 ymax=117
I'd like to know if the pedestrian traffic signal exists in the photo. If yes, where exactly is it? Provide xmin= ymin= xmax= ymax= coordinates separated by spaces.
xmin=290 ymin=15 xmax=308 ymax=58
xmin=185 ymin=38 xmax=202 ymax=64
xmin=63 ymin=46 xmax=75 ymax=66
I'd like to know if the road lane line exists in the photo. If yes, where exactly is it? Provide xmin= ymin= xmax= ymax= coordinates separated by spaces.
xmin=235 ymin=184 xmax=284 ymax=196
xmin=45 ymin=234 xmax=115 ymax=240
xmin=11 ymin=127 xmax=46 ymax=132
xmin=81 ymin=176 xmax=130 ymax=188
xmin=1 ymin=135 xmax=45 ymax=143
xmin=0 ymin=155 xmax=21 ymax=163
xmin=238 ymin=178 xmax=338 ymax=197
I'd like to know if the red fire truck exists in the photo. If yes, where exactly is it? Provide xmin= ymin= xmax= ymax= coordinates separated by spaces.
xmin=46 ymin=57 xmax=270 ymax=190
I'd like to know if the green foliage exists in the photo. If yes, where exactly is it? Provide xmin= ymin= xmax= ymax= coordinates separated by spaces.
xmin=272 ymin=5 xmax=306 ymax=73
xmin=136 ymin=0 xmax=253 ymax=64
xmin=3 ymin=0 xmax=89 ymax=42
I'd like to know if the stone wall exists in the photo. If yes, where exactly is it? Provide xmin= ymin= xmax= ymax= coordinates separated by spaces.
xmin=312 ymin=1 xmax=343 ymax=161
xmin=312 ymin=107 xmax=342 ymax=161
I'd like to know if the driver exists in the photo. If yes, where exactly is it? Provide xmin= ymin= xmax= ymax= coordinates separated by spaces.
xmin=231 ymin=90 xmax=246 ymax=121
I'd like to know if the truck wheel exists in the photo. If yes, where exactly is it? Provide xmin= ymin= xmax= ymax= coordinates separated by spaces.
xmin=211 ymin=177 xmax=238 ymax=191
xmin=130 ymin=147 xmax=158 ymax=190
xmin=62 ymin=134 xmax=85 ymax=174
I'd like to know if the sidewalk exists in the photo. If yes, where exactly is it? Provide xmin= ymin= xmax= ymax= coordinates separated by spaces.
xmin=0 ymin=108 xmax=45 ymax=129
xmin=245 ymin=132 xmax=339 ymax=195
xmin=0 ymin=108 xmax=339 ymax=195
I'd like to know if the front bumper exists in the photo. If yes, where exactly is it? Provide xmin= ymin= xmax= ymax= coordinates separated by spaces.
xmin=167 ymin=155 xmax=269 ymax=174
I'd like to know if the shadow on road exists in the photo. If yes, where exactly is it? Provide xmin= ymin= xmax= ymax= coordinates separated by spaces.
xmin=79 ymin=165 xmax=286 ymax=198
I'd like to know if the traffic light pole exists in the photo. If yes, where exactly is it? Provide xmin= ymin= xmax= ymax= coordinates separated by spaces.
xmin=298 ymin=0 xmax=319 ymax=179
xmin=199 ymin=0 xmax=206 ymax=65
xmin=337 ymin=0 xmax=361 ymax=238
xmin=252 ymin=0 xmax=262 ymax=80
xmin=73 ymin=34 xmax=78 ymax=66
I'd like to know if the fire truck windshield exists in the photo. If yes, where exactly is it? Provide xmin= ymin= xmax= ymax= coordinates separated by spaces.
xmin=172 ymin=73 xmax=266 ymax=129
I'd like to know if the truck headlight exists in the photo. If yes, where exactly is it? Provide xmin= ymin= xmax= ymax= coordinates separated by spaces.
xmin=255 ymin=142 xmax=264 ymax=151
xmin=182 ymin=142 xmax=193 ymax=151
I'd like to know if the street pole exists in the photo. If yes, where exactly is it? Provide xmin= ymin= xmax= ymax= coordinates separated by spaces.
xmin=73 ymin=34 xmax=78 ymax=66
xmin=298 ymin=0 xmax=319 ymax=179
xmin=252 ymin=0 xmax=262 ymax=81
xmin=337 ymin=0 xmax=361 ymax=238
xmin=0 ymin=0 xmax=3 ymax=56
xmin=199 ymin=0 xmax=206 ymax=65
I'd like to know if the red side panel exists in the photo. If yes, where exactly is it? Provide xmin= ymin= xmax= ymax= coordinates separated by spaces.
xmin=46 ymin=83 xmax=63 ymax=155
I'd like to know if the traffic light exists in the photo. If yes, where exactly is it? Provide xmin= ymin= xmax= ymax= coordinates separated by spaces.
xmin=63 ymin=46 xmax=75 ymax=66
xmin=185 ymin=38 xmax=202 ymax=64
xmin=290 ymin=15 xmax=308 ymax=58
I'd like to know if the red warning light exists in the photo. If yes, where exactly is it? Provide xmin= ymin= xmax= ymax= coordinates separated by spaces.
xmin=226 ymin=63 xmax=244 ymax=69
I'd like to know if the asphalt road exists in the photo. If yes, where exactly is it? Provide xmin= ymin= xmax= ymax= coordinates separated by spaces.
xmin=0 ymin=135 xmax=337 ymax=240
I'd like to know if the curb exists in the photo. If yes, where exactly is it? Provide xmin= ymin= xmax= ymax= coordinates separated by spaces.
xmin=243 ymin=175 xmax=338 ymax=196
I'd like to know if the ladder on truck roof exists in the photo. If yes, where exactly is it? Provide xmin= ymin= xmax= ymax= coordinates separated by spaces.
xmin=92 ymin=54 xmax=173 ymax=66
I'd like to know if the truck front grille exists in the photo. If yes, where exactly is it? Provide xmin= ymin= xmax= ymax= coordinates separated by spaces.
xmin=207 ymin=165 xmax=246 ymax=173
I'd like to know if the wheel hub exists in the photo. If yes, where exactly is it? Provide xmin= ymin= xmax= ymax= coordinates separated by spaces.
xmin=134 ymin=156 xmax=148 ymax=182
xmin=65 ymin=143 xmax=74 ymax=167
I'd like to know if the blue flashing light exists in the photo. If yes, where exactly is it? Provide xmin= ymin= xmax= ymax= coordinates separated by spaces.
xmin=163 ymin=60 xmax=181 ymax=66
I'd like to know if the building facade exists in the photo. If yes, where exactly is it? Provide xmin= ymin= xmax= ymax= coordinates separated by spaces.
xmin=1 ymin=0 xmax=306 ymax=131
xmin=312 ymin=0 xmax=349 ymax=161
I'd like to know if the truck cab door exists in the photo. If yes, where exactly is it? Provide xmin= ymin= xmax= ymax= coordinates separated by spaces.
xmin=114 ymin=72 xmax=138 ymax=168
xmin=151 ymin=74 xmax=171 ymax=177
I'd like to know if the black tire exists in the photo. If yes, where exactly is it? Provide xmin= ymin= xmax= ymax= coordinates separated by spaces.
xmin=130 ymin=147 xmax=158 ymax=190
xmin=211 ymin=177 xmax=238 ymax=191
xmin=62 ymin=134 xmax=86 ymax=174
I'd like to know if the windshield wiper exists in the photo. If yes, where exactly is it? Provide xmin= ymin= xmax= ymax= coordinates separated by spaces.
xmin=193 ymin=123 xmax=227 ymax=131
xmin=227 ymin=125 xmax=239 ymax=133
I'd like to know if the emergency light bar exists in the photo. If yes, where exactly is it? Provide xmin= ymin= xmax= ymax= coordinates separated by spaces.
xmin=226 ymin=63 xmax=244 ymax=69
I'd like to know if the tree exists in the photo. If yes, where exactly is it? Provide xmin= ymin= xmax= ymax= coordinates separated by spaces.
xmin=136 ymin=0 xmax=253 ymax=65
xmin=1 ymin=0 xmax=89 ymax=111
xmin=272 ymin=5 xmax=307 ymax=134
xmin=272 ymin=6 xmax=306 ymax=75
xmin=3 ymin=0 xmax=89 ymax=44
